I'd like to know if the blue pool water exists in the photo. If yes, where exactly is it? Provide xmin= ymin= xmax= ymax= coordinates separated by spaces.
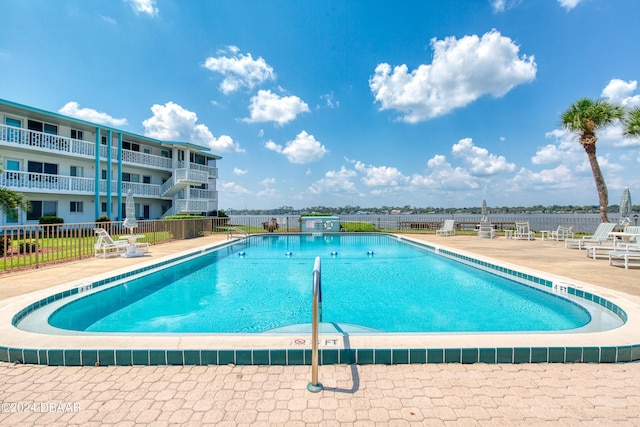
xmin=48 ymin=234 xmax=591 ymax=333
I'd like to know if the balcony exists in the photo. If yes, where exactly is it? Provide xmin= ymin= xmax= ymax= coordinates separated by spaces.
xmin=1 ymin=171 xmax=161 ymax=197
xmin=161 ymin=168 xmax=209 ymax=197
xmin=1 ymin=124 xmax=171 ymax=170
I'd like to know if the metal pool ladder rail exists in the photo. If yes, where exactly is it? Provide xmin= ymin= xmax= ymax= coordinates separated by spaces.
xmin=307 ymin=256 xmax=323 ymax=393
xmin=226 ymin=227 xmax=249 ymax=239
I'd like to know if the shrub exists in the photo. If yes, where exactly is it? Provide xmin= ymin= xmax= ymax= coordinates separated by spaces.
xmin=208 ymin=210 xmax=228 ymax=217
xmin=96 ymin=216 xmax=111 ymax=223
xmin=18 ymin=240 xmax=36 ymax=254
xmin=39 ymin=216 xmax=64 ymax=224
xmin=340 ymin=222 xmax=380 ymax=232
xmin=163 ymin=215 xmax=205 ymax=220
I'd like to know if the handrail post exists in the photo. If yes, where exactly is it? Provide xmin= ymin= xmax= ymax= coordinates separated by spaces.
xmin=307 ymin=256 xmax=323 ymax=393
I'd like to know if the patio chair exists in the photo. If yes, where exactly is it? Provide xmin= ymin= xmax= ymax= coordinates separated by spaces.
xmin=608 ymin=244 xmax=640 ymax=269
xmin=477 ymin=222 xmax=496 ymax=239
xmin=94 ymin=228 xmax=128 ymax=257
xmin=436 ymin=219 xmax=455 ymax=236
xmin=514 ymin=221 xmax=535 ymax=240
xmin=564 ymin=223 xmax=615 ymax=250
xmin=550 ymin=225 xmax=574 ymax=241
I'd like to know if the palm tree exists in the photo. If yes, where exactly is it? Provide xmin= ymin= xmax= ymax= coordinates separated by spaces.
xmin=560 ymin=98 xmax=624 ymax=223
xmin=623 ymin=106 xmax=640 ymax=138
xmin=0 ymin=155 xmax=31 ymax=221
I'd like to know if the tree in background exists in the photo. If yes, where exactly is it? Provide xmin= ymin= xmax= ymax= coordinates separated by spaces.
xmin=623 ymin=106 xmax=640 ymax=139
xmin=561 ymin=98 xmax=624 ymax=223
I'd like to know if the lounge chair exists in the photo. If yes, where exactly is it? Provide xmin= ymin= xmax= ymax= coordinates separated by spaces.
xmin=436 ymin=219 xmax=455 ymax=236
xmin=588 ymin=225 xmax=640 ymax=259
xmin=608 ymin=245 xmax=640 ymax=269
xmin=94 ymin=228 xmax=150 ymax=257
xmin=94 ymin=228 xmax=128 ymax=257
xmin=564 ymin=223 xmax=615 ymax=250
xmin=514 ymin=221 xmax=535 ymax=240
xmin=550 ymin=225 xmax=574 ymax=241
xmin=477 ymin=222 xmax=496 ymax=239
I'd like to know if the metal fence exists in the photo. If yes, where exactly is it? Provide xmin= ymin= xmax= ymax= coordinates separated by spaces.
xmin=0 ymin=214 xmax=625 ymax=274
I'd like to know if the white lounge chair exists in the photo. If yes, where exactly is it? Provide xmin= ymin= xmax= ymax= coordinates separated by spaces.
xmin=477 ymin=222 xmax=496 ymax=239
xmin=550 ymin=225 xmax=574 ymax=241
xmin=565 ymin=223 xmax=615 ymax=250
xmin=94 ymin=227 xmax=150 ymax=258
xmin=608 ymin=245 xmax=640 ymax=269
xmin=94 ymin=228 xmax=128 ymax=257
xmin=436 ymin=219 xmax=455 ymax=236
xmin=514 ymin=221 xmax=535 ymax=240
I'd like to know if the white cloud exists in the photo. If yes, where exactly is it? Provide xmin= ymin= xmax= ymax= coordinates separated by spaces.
xmin=219 ymin=181 xmax=250 ymax=194
xmin=558 ymin=0 xmax=582 ymax=11
xmin=142 ymin=101 xmax=243 ymax=152
xmin=58 ymin=102 xmax=127 ymax=126
xmin=490 ymin=0 xmax=522 ymax=13
xmin=601 ymin=79 xmax=640 ymax=108
xmin=353 ymin=161 xmax=408 ymax=186
xmin=451 ymin=138 xmax=516 ymax=175
xmin=369 ymin=30 xmax=536 ymax=122
xmin=233 ymin=168 xmax=248 ymax=176
xmin=511 ymin=165 xmax=577 ymax=192
xmin=409 ymin=155 xmax=480 ymax=190
xmin=243 ymin=90 xmax=309 ymax=125
xmin=260 ymin=177 xmax=276 ymax=186
xmin=127 ymin=0 xmax=158 ymax=17
xmin=265 ymin=131 xmax=328 ymax=164
xmin=308 ymin=166 xmax=360 ymax=195
xmin=203 ymin=46 xmax=275 ymax=94
xmin=531 ymin=144 xmax=563 ymax=165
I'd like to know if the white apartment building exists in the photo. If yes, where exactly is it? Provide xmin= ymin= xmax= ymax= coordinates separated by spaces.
xmin=0 ymin=98 xmax=220 ymax=226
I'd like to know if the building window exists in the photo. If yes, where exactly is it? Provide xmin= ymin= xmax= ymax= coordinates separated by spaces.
xmin=27 ymin=201 xmax=57 ymax=221
xmin=70 ymin=166 xmax=83 ymax=177
xmin=143 ymin=148 xmax=151 ymax=154
xmin=27 ymin=120 xmax=58 ymax=134
xmin=101 ymin=170 xmax=108 ymax=180
xmin=70 ymin=129 xmax=83 ymax=140
xmin=101 ymin=202 xmax=107 ymax=213
xmin=123 ymin=141 xmax=140 ymax=152
xmin=143 ymin=205 xmax=150 ymax=219
xmin=70 ymin=201 xmax=84 ymax=213
xmin=28 ymin=161 xmax=58 ymax=177
xmin=143 ymin=175 xmax=151 ymax=184
xmin=161 ymin=150 xmax=170 ymax=158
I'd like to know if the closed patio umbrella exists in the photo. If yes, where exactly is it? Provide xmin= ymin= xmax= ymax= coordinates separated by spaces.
xmin=481 ymin=199 xmax=488 ymax=223
xmin=619 ymin=187 xmax=632 ymax=226
xmin=122 ymin=189 xmax=138 ymax=231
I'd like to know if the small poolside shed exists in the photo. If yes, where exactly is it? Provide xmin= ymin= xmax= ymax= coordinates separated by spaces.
xmin=300 ymin=216 xmax=340 ymax=232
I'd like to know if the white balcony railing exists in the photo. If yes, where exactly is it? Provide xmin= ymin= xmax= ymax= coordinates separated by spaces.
xmin=173 ymin=199 xmax=209 ymax=213
xmin=1 ymin=171 xmax=162 ymax=198
xmin=1 ymin=124 xmax=173 ymax=170
xmin=190 ymin=188 xmax=218 ymax=201
xmin=1 ymin=124 xmax=95 ymax=157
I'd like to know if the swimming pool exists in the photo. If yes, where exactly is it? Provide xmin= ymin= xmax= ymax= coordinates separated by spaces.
xmin=44 ymin=234 xmax=594 ymax=334
xmin=3 ymin=233 xmax=640 ymax=366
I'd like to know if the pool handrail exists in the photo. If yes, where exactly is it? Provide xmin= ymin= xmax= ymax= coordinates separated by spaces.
xmin=308 ymin=256 xmax=323 ymax=393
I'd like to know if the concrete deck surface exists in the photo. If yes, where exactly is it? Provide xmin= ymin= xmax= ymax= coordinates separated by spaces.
xmin=1 ymin=233 xmax=639 ymax=425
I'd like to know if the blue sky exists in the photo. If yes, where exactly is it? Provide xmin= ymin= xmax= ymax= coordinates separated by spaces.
xmin=1 ymin=0 xmax=639 ymax=210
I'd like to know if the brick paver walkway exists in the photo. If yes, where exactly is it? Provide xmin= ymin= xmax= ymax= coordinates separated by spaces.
xmin=1 ymin=362 xmax=639 ymax=425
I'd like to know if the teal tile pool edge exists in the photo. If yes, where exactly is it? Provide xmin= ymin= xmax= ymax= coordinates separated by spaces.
xmin=2 ymin=345 xmax=640 ymax=366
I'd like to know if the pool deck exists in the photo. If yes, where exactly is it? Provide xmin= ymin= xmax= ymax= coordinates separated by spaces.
xmin=1 ymin=233 xmax=640 ymax=424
